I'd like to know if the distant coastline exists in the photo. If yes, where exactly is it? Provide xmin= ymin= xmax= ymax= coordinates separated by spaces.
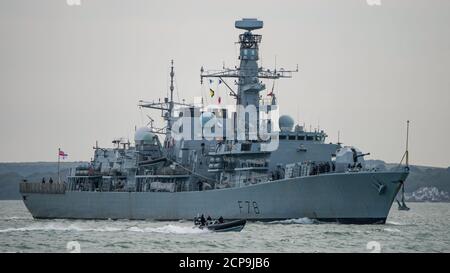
xmin=1 ymin=160 xmax=449 ymax=202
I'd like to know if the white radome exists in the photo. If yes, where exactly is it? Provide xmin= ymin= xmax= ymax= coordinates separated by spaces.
xmin=134 ymin=127 xmax=155 ymax=143
xmin=279 ymin=115 xmax=294 ymax=132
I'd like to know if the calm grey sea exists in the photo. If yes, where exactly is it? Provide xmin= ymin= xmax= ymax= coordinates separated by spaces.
xmin=0 ymin=200 xmax=449 ymax=253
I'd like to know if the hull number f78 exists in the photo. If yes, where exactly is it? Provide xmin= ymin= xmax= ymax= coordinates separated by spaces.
xmin=238 ymin=201 xmax=260 ymax=214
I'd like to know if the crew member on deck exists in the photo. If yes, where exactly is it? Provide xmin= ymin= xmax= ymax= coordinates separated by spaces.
xmin=197 ymin=180 xmax=204 ymax=191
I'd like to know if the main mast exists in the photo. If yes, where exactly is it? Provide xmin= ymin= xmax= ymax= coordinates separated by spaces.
xmin=201 ymin=18 xmax=297 ymax=140
xmin=168 ymin=60 xmax=175 ymax=133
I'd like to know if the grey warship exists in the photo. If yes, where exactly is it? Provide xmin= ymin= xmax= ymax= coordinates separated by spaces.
xmin=19 ymin=18 xmax=409 ymax=224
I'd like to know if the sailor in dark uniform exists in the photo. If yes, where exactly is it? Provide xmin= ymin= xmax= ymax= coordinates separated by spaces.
xmin=197 ymin=180 xmax=204 ymax=191
xmin=200 ymin=214 xmax=206 ymax=226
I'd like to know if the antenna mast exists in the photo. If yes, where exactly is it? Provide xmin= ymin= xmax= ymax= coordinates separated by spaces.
xmin=138 ymin=60 xmax=193 ymax=136
xmin=405 ymin=120 xmax=409 ymax=166
xmin=399 ymin=120 xmax=410 ymax=167
xmin=170 ymin=60 xmax=174 ymax=108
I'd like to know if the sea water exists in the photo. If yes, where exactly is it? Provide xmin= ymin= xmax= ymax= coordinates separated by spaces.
xmin=0 ymin=201 xmax=449 ymax=253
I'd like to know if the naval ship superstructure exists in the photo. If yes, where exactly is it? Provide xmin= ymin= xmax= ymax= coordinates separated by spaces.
xmin=20 ymin=19 xmax=409 ymax=224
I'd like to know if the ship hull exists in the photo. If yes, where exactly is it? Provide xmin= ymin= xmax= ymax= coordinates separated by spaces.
xmin=21 ymin=171 xmax=408 ymax=224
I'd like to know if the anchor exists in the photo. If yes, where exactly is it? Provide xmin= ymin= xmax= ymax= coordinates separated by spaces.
xmin=372 ymin=180 xmax=386 ymax=195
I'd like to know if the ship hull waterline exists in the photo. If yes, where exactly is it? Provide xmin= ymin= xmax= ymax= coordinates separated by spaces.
xmin=21 ymin=171 xmax=408 ymax=224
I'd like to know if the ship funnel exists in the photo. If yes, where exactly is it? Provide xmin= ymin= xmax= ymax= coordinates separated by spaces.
xmin=235 ymin=18 xmax=263 ymax=31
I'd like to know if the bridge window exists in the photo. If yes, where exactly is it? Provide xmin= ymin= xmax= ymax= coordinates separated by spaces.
xmin=279 ymin=135 xmax=287 ymax=140
xmin=306 ymin=136 xmax=314 ymax=141
xmin=288 ymin=135 xmax=296 ymax=140
xmin=297 ymin=135 xmax=305 ymax=140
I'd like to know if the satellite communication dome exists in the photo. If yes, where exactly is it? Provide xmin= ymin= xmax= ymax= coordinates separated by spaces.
xmin=199 ymin=112 xmax=217 ymax=127
xmin=134 ymin=127 xmax=155 ymax=144
xmin=279 ymin=115 xmax=294 ymax=132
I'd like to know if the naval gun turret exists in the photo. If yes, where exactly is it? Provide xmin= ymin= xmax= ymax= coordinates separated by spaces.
xmin=335 ymin=146 xmax=370 ymax=172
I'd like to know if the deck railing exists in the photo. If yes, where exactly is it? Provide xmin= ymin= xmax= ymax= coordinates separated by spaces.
xmin=19 ymin=182 xmax=66 ymax=194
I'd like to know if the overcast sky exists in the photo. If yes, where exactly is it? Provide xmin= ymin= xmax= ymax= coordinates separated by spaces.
xmin=0 ymin=0 xmax=449 ymax=167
